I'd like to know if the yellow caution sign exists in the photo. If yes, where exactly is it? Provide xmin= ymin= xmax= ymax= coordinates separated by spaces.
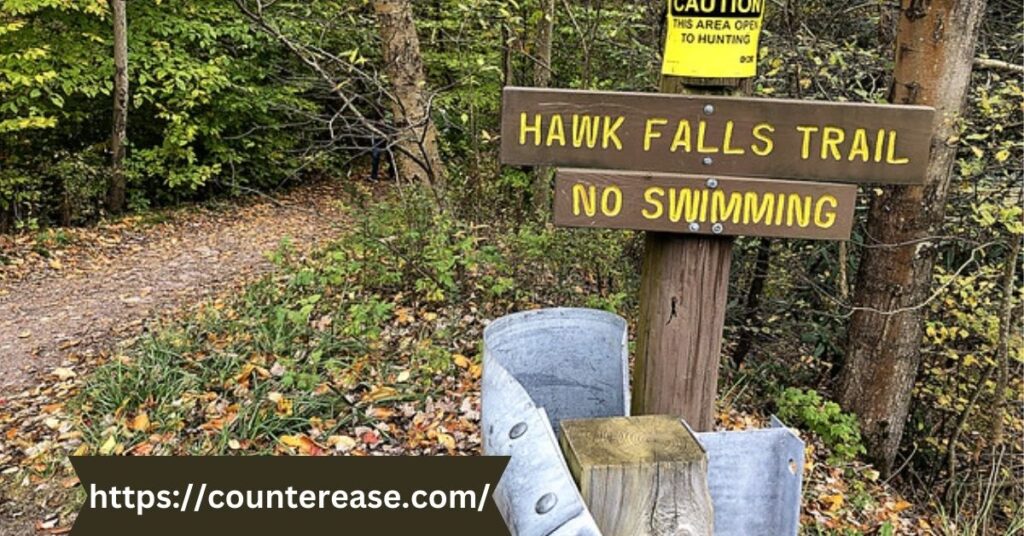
xmin=661 ymin=0 xmax=766 ymax=78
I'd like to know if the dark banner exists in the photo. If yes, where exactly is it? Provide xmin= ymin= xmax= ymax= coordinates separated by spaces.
xmin=70 ymin=456 xmax=510 ymax=535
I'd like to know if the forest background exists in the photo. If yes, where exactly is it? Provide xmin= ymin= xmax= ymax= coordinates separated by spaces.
xmin=0 ymin=0 xmax=1021 ymax=534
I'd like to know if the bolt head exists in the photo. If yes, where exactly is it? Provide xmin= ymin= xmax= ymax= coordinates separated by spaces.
xmin=535 ymin=493 xmax=558 ymax=514
xmin=509 ymin=422 xmax=528 ymax=440
xmin=712 ymin=223 xmax=724 ymax=234
xmin=688 ymin=222 xmax=701 ymax=232
xmin=703 ymin=104 xmax=715 ymax=115
xmin=702 ymin=156 xmax=713 ymax=166
xmin=706 ymin=178 xmax=719 ymax=189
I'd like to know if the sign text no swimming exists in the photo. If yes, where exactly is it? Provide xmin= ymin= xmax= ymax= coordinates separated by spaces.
xmin=554 ymin=169 xmax=857 ymax=240
xmin=501 ymin=87 xmax=934 ymax=185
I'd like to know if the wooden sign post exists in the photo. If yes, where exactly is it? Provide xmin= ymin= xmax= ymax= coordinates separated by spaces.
xmin=498 ymin=21 xmax=933 ymax=433
xmin=499 ymin=84 xmax=933 ymax=429
xmin=637 ymin=73 xmax=747 ymax=432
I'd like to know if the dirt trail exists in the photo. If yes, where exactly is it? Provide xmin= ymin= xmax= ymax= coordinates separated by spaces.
xmin=0 ymin=181 xmax=348 ymax=392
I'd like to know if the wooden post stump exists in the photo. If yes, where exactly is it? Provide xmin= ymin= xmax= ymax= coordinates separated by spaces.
xmin=559 ymin=416 xmax=714 ymax=536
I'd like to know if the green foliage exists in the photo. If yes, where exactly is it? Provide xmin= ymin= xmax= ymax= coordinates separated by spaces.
xmin=776 ymin=388 xmax=866 ymax=463
xmin=1 ymin=0 xmax=324 ymax=229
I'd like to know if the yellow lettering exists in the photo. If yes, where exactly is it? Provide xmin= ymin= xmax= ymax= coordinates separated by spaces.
xmin=668 ymin=188 xmax=701 ymax=222
xmin=546 ymin=114 xmax=565 ymax=147
xmin=751 ymin=123 xmax=775 ymax=156
xmin=712 ymin=190 xmax=743 ymax=223
xmin=572 ymin=115 xmax=601 ymax=148
xmin=774 ymin=193 xmax=786 ymax=225
xmin=602 ymin=116 xmax=625 ymax=150
xmin=697 ymin=189 xmax=709 ymax=222
xmin=644 ymin=118 xmax=669 ymax=151
xmin=643 ymin=187 xmax=665 ymax=219
xmin=520 ymin=113 xmax=542 ymax=146
xmin=723 ymin=121 xmax=745 ymax=155
xmin=601 ymin=186 xmax=622 ymax=216
xmin=697 ymin=120 xmax=719 ymax=153
xmin=821 ymin=127 xmax=845 ymax=160
xmin=873 ymin=129 xmax=886 ymax=163
xmin=670 ymin=120 xmax=692 ymax=153
xmin=572 ymin=184 xmax=597 ymax=217
xmin=886 ymin=130 xmax=910 ymax=164
xmin=848 ymin=128 xmax=870 ymax=162
xmin=797 ymin=126 xmax=819 ymax=160
xmin=786 ymin=194 xmax=812 ymax=228
xmin=743 ymin=191 xmax=774 ymax=225
xmin=814 ymin=195 xmax=838 ymax=228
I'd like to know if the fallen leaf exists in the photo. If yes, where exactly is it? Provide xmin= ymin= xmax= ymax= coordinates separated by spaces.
xmin=395 ymin=308 xmax=414 ymax=324
xmin=130 ymin=442 xmax=154 ymax=456
xmin=279 ymin=435 xmax=325 ymax=456
xmin=99 ymin=436 xmax=118 ymax=455
xmin=52 ymin=367 xmax=76 ymax=380
xmin=822 ymin=493 xmax=844 ymax=512
xmin=130 ymin=412 xmax=150 ymax=433
xmin=360 ymin=431 xmax=379 ymax=445
xmin=327 ymin=435 xmax=357 ymax=452
xmin=275 ymin=397 xmax=293 ymax=417
xmin=364 ymin=386 xmax=398 ymax=403
xmin=453 ymin=354 xmax=470 ymax=368
xmin=437 ymin=432 xmax=456 ymax=451
xmin=42 ymin=403 xmax=64 ymax=414
xmin=368 ymin=407 xmax=396 ymax=420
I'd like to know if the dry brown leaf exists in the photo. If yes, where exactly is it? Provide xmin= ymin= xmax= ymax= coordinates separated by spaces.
xmin=364 ymin=386 xmax=398 ymax=403
xmin=130 ymin=412 xmax=151 ymax=433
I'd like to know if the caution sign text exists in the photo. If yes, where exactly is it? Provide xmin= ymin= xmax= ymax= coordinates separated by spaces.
xmin=662 ymin=0 xmax=766 ymax=78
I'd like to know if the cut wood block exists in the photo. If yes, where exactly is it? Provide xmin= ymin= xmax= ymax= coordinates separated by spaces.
xmin=560 ymin=415 xmax=713 ymax=536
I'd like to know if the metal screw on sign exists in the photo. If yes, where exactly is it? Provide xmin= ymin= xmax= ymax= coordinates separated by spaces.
xmin=712 ymin=223 xmax=724 ymax=234
xmin=535 ymin=493 xmax=558 ymax=514
xmin=689 ymin=222 xmax=701 ymax=232
xmin=702 ymin=156 xmax=713 ymax=166
xmin=703 ymin=104 xmax=715 ymax=115
xmin=706 ymin=178 xmax=719 ymax=189
xmin=509 ymin=422 xmax=528 ymax=439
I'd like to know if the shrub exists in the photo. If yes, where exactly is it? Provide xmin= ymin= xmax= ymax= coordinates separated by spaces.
xmin=776 ymin=387 xmax=866 ymax=463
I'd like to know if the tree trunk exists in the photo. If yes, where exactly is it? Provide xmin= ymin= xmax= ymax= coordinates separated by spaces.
xmin=837 ymin=0 xmax=987 ymax=474
xmin=531 ymin=0 xmax=555 ymax=217
xmin=991 ymin=236 xmax=1021 ymax=447
xmin=107 ymin=0 xmax=128 ymax=214
xmin=532 ymin=0 xmax=554 ymax=89
xmin=373 ymin=0 xmax=446 ymax=195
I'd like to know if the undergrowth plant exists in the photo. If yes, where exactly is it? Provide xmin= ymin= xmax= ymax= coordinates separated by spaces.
xmin=775 ymin=387 xmax=867 ymax=463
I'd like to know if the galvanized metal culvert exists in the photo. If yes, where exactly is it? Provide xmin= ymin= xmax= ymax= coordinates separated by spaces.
xmin=482 ymin=308 xmax=804 ymax=536
xmin=482 ymin=308 xmax=625 ymax=536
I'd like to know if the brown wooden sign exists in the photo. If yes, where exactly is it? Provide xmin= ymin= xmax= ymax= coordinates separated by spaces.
xmin=554 ymin=168 xmax=857 ymax=240
xmin=501 ymin=87 xmax=934 ymax=185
